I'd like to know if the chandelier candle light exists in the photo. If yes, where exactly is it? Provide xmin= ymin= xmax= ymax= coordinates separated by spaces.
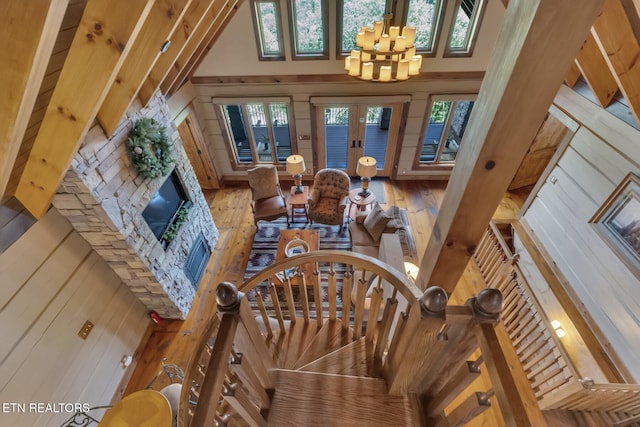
xmin=345 ymin=13 xmax=422 ymax=82
xmin=357 ymin=156 xmax=377 ymax=197
xmin=286 ymin=154 xmax=306 ymax=194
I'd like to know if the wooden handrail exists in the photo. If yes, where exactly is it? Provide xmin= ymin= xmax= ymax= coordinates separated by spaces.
xmin=474 ymin=221 xmax=640 ymax=419
xmin=239 ymin=250 xmax=423 ymax=305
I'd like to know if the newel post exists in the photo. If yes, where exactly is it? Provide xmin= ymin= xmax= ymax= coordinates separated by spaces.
xmin=191 ymin=282 xmax=241 ymax=427
xmin=475 ymin=288 xmax=547 ymax=427
xmin=385 ymin=286 xmax=448 ymax=395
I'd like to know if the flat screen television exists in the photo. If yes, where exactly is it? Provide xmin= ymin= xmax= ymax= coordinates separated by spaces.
xmin=142 ymin=170 xmax=189 ymax=241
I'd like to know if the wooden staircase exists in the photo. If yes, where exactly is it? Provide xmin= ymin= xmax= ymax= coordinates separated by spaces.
xmin=177 ymin=251 xmax=534 ymax=427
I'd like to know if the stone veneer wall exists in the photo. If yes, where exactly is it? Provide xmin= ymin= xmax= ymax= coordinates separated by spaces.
xmin=52 ymin=92 xmax=218 ymax=319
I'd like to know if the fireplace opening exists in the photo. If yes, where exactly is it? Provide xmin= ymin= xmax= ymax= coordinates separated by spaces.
xmin=185 ymin=233 xmax=211 ymax=289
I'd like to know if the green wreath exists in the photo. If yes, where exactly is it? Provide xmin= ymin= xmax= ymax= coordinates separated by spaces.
xmin=127 ymin=118 xmax=174 ymax=179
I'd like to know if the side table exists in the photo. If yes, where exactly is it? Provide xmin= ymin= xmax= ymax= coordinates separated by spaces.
xmin=348 ymin=188 xmax=377 ymax=223
xmin=289 ymin=185 xmax=309 ymax=223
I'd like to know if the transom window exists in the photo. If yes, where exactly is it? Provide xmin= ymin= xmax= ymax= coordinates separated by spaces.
xmin=289 ymin=0 xmax=328 ymax=58
xmin=338 ymin=0 xmax=388 ymax=54
xmin=250 ymin=0 xmax=285 ymax=60
xmin=415 ymin=95 xmax=476 ymax=166
xmin=404 ymin=0 xmax=445 ymax=55
xmin=215 ymin=99 xmax=296 ymax=167
xmin=445 ymin=0 xmax=486 ymax=56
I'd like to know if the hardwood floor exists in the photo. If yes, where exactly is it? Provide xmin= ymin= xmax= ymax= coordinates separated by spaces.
xmin=123 ymin=179 xmax=528 ymax=412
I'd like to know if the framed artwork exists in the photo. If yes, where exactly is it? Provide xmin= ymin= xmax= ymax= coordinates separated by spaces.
xmin=591 ymin=173 xmax=640 ymax=279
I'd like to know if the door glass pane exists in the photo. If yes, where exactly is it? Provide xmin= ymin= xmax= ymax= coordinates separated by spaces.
xmin=247 ymin=104 xmax=272 ymax=162
xmin=439 ymin=100 xmax=474 ymax=162
xmin=223 ymin=105 xmax=253 ymax=163
xmin=340 ymin=0 xmax=387 ymax=53
xmin=324 ymin=107 xmax=349 ymax=169
xmin=363 ymin=106 xmax=388 ymax=169
xmin=420 ymin=101 xmax=451 ymax=163
xmin=270 ymin=103 xmax=291 ymax=162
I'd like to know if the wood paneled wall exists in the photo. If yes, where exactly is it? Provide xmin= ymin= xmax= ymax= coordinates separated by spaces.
xmin=523 ymin=85 xmax=640 ymax=381
xmin=0 ymin=209 xmax=149 ymax=425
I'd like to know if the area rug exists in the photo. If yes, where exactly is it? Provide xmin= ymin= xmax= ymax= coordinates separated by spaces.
xmin=243 ymin=218 xmax=351 ymax=319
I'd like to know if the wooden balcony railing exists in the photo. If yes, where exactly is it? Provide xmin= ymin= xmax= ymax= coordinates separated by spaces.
xmin=177 ymin=250 xmax=542 ymax=426
xmin=474 ymin=221 xmax=640 ymax=418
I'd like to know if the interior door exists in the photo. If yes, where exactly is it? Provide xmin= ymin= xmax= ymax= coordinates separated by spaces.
xmin=177 ymin=112 xmax=220 ymax=189
xmin=315 ymin=101 xmax=402 ymax=177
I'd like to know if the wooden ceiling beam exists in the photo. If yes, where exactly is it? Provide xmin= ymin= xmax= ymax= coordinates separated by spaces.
xmin=14 ymin=0 xmax=154 ymax=219
xmin=97 ymin=0 xmax=192 ymax=137
xmin=0 ymin=1 xmax=69 ymax=201
xmin=138 ymin=0 xmax=218 ymax=106
xmin=592 ymin=0 xmax=640 ymax=124
xmin=565 ymin=62 xmax=582 ymax=88
xmin=161 ymin=0 xmax=238 ymax=95
xmin=575 ymin=33 xmax=619 ymax=107
xmin=414 ymin=0 xmax=604 ymax=294
xmin=175 ymin=0 xmax=243 ymax=93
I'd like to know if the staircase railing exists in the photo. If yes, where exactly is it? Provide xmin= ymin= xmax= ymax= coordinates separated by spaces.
xmin=474 ymin=221 xmax=640 ymax=417
xmin=178 ymin=251 xmax=425 ymax=426
xmin=178 ymin=249 xmax=543 ymax=426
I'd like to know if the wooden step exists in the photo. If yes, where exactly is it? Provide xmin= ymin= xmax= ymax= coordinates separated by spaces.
xmin=298 ymin=337 xmax=377 ymax=378
xmin=268 ymin=369 xmax=414 ymax=426
xmin=543 ymin=409 xmax=640 ymax=426
xmin=292 ymin=319 xmax=353 ymax=370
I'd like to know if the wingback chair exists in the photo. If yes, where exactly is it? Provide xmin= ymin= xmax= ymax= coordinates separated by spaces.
xmin=247 ymin=165 xmax=289 ymax=227
xmin=307 ymin=168 xmax=350 ymax=226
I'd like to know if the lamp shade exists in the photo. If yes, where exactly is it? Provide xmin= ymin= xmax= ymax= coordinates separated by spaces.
xmin=356 ymin=156 xmax=377 ymax=178
xmin=286 ymin=155 xmax=305 ymax=175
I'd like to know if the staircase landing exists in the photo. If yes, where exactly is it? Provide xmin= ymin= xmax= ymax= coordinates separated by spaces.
xmin=268 ymin=369 xmax=415 ymax=426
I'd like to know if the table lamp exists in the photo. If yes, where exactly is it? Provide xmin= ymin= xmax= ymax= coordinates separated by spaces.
xmin=286 ymin=154 xmax=305 ymax=193
xmin=357 ymin=156 xmax=377 ymax=197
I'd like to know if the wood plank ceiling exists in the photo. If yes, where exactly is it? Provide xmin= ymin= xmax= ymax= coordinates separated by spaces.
xmin=1 ymin=0 xmax=639 ymax=219
xmin=0 ymin=0 xmax=242 ymax=218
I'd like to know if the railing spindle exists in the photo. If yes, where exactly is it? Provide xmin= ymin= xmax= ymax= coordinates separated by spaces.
xmin=283 ymin=275 xmax=297 ymax=322
xmin=312 ymin=262 xmax=323 ymax=326
xmin=341 ymin=267 xmax=353 ymax=330
xmin=298 ymin=269 xmax=310 ymax=323
xmin=268 ymin=282 xmax=286 ymax=332
xmin=255 ymin=291 xmax=272 ymax=338
xmin=327 ymin=263 xmax=337 ymax=321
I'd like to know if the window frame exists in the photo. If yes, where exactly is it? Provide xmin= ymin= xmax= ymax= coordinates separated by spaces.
xmin=287 ymin=0 xmax=329 ymax=60
xmin=213 ymin=97 xmax=298 ymax=171
xmin=401 ymin=0 xmax=447 ymax=57
xmin=250 ymin=0 xmax=286 ymax=61
xmin=443 ymin=0 xmax=487 ymax=57
xmin=413 ymin=93 xmax=477 ymax=170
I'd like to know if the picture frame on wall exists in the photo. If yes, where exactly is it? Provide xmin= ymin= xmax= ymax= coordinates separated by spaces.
xmin=591 ymin=172 xmax=640 ymax=279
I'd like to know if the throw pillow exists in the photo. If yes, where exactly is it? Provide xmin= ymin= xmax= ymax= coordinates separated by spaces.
xmin=363 ymin=203 xmax=390 ymax=242
xmin=383 ymin=205 xmax=402 ymax=230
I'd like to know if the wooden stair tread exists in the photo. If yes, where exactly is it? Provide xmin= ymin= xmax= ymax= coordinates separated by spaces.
xmin=292 ymin=319 xmax=353 ymax=369
xmin=268 ymin=369 xmax=414 ymax=426
xmin=297 ymin=337 xmax=377 ymax=378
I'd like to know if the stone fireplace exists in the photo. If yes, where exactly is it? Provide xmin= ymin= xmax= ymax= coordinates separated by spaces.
xmin=53 ymin=93 xmax=218 ymax=319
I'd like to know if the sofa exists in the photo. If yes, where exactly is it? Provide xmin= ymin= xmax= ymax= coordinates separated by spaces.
xmin=348 ymin=203 xmax=417 ymax=262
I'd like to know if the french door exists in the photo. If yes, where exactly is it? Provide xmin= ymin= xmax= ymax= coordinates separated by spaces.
xmin=312 ymin=98 xmax=405 ymax=177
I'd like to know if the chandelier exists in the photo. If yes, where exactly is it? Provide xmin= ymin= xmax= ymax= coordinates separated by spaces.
xmin=345 ymin=13 xmax=422 ymax=82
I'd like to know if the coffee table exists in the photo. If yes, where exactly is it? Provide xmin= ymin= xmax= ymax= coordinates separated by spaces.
xmin=274 ymin=229 xmax=319 ymax=286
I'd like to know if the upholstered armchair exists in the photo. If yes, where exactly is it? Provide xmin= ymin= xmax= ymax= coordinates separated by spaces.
xmin=307 ymin=168 xmax=350 ymax=226
xmin=247 ymin=165 xmax=289 ymax=227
